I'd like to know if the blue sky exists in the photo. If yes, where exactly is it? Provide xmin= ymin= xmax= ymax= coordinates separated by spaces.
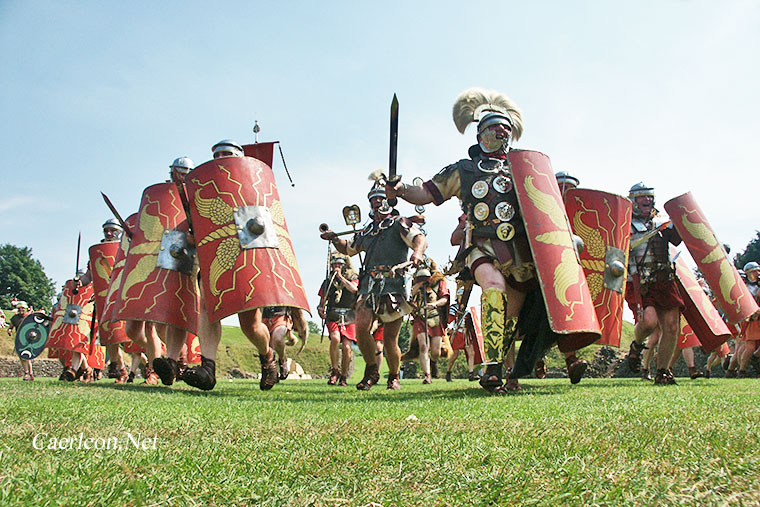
xmin=1 ymin=1 xmax=759 ymax=318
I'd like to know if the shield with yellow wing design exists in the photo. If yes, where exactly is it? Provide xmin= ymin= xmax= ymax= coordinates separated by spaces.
xmin=670 ymin=244 xmax=732 ymax=352
xmin=115 ymin=183 xmax=199 ymax=334
xmin=664 ymin=192 xmax=759 ymax=325
xmin=88 ymin=241 xmax=129 ymax=345
xmin=564 ymin=188 xmax=632 ymax=347
xmin=47 ymin=279 xmax=94 ymax=354
xmin=186 ymin=156 xmax=311 ymax=323
xmin=677 ymin=316 xmax=701 ymax=349
xmin=101 ymin=212 xmax=136 ymax=324
xmin=510 ymin=150 xmax=600 ymax=350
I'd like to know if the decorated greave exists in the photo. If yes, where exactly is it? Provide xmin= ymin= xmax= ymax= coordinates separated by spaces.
xmin=481 ymin=288 xmax=506 ymax=364
xmin=502 ymin=317 xmax=519 ymax=357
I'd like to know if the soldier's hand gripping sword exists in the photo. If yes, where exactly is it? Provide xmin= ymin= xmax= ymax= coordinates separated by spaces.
xmin=100 ymin=192 xmax=133 ymax=240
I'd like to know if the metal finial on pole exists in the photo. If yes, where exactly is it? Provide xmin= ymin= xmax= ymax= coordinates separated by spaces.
xmin=252 ymin=120 xmax=260 ymax=143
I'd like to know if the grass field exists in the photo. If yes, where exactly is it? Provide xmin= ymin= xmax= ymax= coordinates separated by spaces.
xmin=1 ymin=376 xmax=759 ymax=506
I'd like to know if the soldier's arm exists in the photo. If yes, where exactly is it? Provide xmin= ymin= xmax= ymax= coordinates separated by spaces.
xmin=387 ymin=182 xmax=434 ymax=206
xmin=336 ymin=272 xmax=359 ymax=293
xmin=409 ymin=232 xmax=427 ymax=266
xmin=387 ymin=163 xmax=461 ymax=207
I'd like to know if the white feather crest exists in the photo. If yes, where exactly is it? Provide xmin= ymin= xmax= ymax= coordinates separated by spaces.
xmin=452 ymin=87 xmax=523 ymax=141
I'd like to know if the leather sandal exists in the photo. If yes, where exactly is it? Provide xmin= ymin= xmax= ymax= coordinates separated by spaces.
xmin=153 ymin=357 xmax=179 ymax=386
xmin=184 ymin=356 xmax=217 ymax=391
xmin=259 ymin=349 xmax=279 ymax=391
xmin=356 ymin=364 xmax=380 ymax=391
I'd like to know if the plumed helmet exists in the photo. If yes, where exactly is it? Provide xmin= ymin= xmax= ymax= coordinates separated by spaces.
xmin=743 ymin=261 xmax=760 ymax=273
xmin=102 ymin=218 xmax=123 ymax=231
xmin=170 ymin=156 xmax=195 ymax=174
xmin=212 ymin=139 xmax=244 ymax=158
xmin=367 ymin=181 xmax=386 ymax=201
xmin=555 ymin=171 xmax=580 ymax=189
xmin=452 ymin=88 xmax=523 ymax=141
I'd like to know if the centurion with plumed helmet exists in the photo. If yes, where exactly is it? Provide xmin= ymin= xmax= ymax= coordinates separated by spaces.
xmin=386 ymin=87 xmax=601 ymax=393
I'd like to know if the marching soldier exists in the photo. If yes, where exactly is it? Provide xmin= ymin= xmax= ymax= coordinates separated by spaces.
xmin=9 ymin=302 xmax=33 ymax=380
xmin=409 ymin=262 xmax=449 ymax=384
xmin=115 ymin=157 xmax=200 ymax=386
xmin=321 ymin=183 xmax=427 ymax=390
xmin=75 ymin=219 xmax=132 ymax=382
xmin=149 ymin=156 xmax=204 ymax=386
xmin=736 ymin=262 xmax=760 ymax=376
xmin=386 ymin=88 xmax=600 ymax=393
xmin=318 ymin=254 xmax=359 ymax=386
xmin=624 ymin=183 xmax=684 ymax=384
xmin=183 ymin=139 xmax=310 ymax=391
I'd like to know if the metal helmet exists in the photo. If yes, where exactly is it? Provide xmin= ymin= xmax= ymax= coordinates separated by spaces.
xmin=170 ymin=156 xmax=195 ymax=174
xmin=367 ymin=182 xmax=386 ymax=201
xmin=414 ymin=267 xmax=432 ymax=279
xmin=555 ymin=171 xmax=580 ymax=189
xmin=212 ymin=139 xmax=244 ymax=158
xmin=628 ymin=182 xmax=655 ymax=216
xmin=102 ymin=218 xmax=123 ymax=232
xmin=743 ymin=261 xmax=760 ymax=273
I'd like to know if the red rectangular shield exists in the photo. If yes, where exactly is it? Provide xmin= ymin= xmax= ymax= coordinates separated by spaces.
xmin=665 ymin=192 xmax=758 ymax=324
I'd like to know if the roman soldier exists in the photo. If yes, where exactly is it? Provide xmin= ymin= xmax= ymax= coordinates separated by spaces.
xmin=736 ymin=262 xmax=760 ymax=376
xmin=115 ymin=156 xmax=200 ymax=386
xmin=318 ymin=254 xmax=359 ymax=386
xmin=47 ymin=269 xmax=96 ymax=381
xmin=409 ymin=261 xmax=449 ymax=384
xmin=75 ymin=218 xmax=131 ymax=382
xmin=9 ymin=301 xmax=33 ymax=380
xmin=321 ymin=182 xmax=427 ymax=390
xmin=148 ymin=156 xmax=204 ymax=386
xmin=624 ymin=182 xmax=684 ymax=384
xmin=386 ymin=88 xmax=600 ymax=393
xmin=183 ymin=139 xmax=310 ymax=391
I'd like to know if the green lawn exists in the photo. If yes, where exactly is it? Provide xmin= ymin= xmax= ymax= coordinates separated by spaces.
xmin=1 ymin=376 xmax=758 ymax=506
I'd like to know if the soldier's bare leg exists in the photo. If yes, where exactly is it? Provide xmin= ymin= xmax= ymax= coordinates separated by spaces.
xmin=446 ymin=348 xmax=460 ymax=375
xmin=654 ymin=307 xmax=680 ymax=383
xmin=340 ymin=337 xmax=352 ymax=382
xmin=239 ymin=309 xmax=279 ymax=390
xmin=269 ymin=323 xmax=289 ymax=380
xmin=354 ymin=307 xmax=382 ymax=390
xmin=628 ymin=306 xmax=658 ymax=373
xmin=739 ymin=340 xmax=757 ymax=376
xmin=105 ymin=344 xmax=125 ymax=370
xmin=640 ymin=327 xmax=660 ymax=379
xmin=152 ymin=324 xmax=187 ymax=386
xmin=355 ymin=307 xmax=378 ymax=368
xmin=328 ymin=328 xmax=341 ymax=382
xmin=291 ymin=309 xmax=308 ymax=345
xmin=417 ymin=332 xmax=431 ymax=381
xmin=183 ymin=304 xmax=221 ymax=391
xmin=382 ymin=317 xmax=403 ymax=389
xmin=21 ymin=359 xmax=33 ymax=380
